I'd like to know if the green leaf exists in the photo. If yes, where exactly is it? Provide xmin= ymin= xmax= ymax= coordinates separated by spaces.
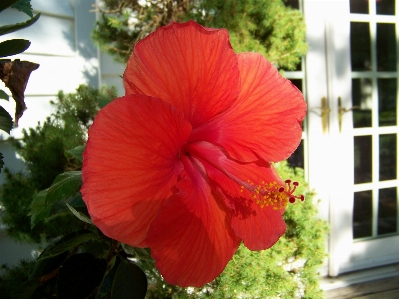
xmin=46 ymin=171 xmax=82 ymax=206
xmin=67 ymin=193 xmax=87 ymax=207
xmin=99 ymin=257 xmax=121 ymax=297
xmin=30 ymin=189 xmax=50 ymax=228
xmin=39 ymin=230 xmax=99 ymax=260
xmin=65 ymin=203 xmax=92 ymax=224
xmin=0 ymin=0 xmax=19 ymax=12
xmin=0 ymin=106 xmax=13 ymax=134
xmin=56 ymin=253 xmax=107 ymax=299
xmin=0 ymin=13 xmax=40 ymax=36
xmin=29 ymin=249 xmax=68 ymax=281
xmin=0 ymin=39 xmax=30 ymax=57
xmin=66 ymin=145 xmax=85 ymax=163
xmin=15 ymin=280 xmax=42 ymax=299
xmin=11 ymin=0 xmax=33 ymax=18
xmin=111 ymin=259 xmax=147 ymax=299
xmin=0 ymin=89 xmax=9 ymax=100
xmin=30 ymin=172 xmax=82 ymax=228
xmin=121 ymin=244 xmax=153 ymax=262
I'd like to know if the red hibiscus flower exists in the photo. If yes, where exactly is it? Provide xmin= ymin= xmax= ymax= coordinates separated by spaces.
xmin=81 ymin=20 xmax=306 ymax=287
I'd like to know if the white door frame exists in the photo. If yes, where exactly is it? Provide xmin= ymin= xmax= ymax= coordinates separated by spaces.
xmin=304 ymin=0 xmax=354 ymax=277
xmin=304 ymin=0 xmax=399 ymax=277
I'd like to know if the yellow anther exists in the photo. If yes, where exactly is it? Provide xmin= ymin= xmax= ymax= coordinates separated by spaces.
xmin=245 ymin=179 xmax=304 ymax=210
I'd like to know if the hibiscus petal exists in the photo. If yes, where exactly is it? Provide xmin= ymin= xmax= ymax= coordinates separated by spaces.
xmin=190 ymin=52 xmax=306 ymax=162
xmin=211 ymin=163 xmax=287 ymax=250
xmin=187 ymin=141 xmax=286 ymax=250
xmin=146 ymin=155 xmax=240 ymax=287
xmin=81 ymin=95 xmax=192 ymax=247
xmin=123 ymin=20 xmax=241 ymax=128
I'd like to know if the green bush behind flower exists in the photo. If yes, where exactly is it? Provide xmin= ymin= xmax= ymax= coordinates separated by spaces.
xmin=93 ymin=0 xmax=307 ymax=70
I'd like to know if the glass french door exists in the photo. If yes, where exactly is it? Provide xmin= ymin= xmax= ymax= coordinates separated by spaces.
xmin=304 ymin=0 xmax=399 ymax=276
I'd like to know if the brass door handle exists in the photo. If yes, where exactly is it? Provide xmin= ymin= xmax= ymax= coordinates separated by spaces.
xmin=338 ymin=97 xmax=359 ymax=132
xmin=310 ymin=97 xmax=330 ymax=133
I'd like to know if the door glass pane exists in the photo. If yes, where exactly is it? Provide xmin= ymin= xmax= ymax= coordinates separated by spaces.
xmin=350 ymin=0 xmax=369 ymax=14
xmin=378 ymin=187 xmax=397 ymax=235
xmin=290 ymin=79 xmax=302 ymax=92
xmin=351 ymin=22 xmax=371 ymax=71
xmin=288 ymin=140 xmax=304 ymax=169
xmin=378 ymin=79 xmax=397 ymax=126
xmin=285 ymin=0 xmax=300 ymax=9
xmin=353 ymin=190 xmax=373 ymax=239
xmin=352 ymin=78 xmax=372 ymax=127
xmin=291 ymin=79 xmax=305 ymax=130
xmin=379 ymin=134 xmax=397 ymax=181
xmin=377 ymin=23 xmax=396 ymax=72
xmin=354 ymin=135 xmax=372 ymax=184
xmin=376 ymin=0 xmax=395 ymax=15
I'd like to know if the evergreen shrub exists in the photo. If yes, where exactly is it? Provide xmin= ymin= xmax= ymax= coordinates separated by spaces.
xmin=93 ymin=0 xmax=307 ymax=70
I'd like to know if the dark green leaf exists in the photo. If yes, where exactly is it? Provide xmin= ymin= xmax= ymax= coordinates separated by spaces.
xmin=24 ymin=283 xmax=51 ymax=299
xmin=31 ymin=172 xmax=82 ymax=228
xmin=65 ymin=203 xmax=92 ymax=224
xmin=0 ymin=89 xmax=9 ymax=100
xmin=56 ymin=253 xmax=107 ymax=299
xmin=29 ymin=250 xmax=68 ymax=281
xmin=15 ymin=280 xmax=41 ymax=299
xmin=11 ymin=0 xmax=33 ymax=18
xmin=0 ymin=39 xmax=30 ymax=57
xmin=111 ymin=259 xmax=147 ymax=299
xmin=66 ymin=192 xmax=87 ymax=208
xmin=39 ymin=230 xmax=99 ymax=260
xmin=0 ymin=13 xmax=40 ymax=36
xmin=99 ymin=256 xmax=121 ymax=297
xmin=84 ymin=239 xmax=110 ymax=258
xmin=30 ymin=189 xmax=50 ymax=228
xmin=121 ymin=244 xmax=153 ymax=262
xmin=66 ymin=145 xmax=85 ymax=163
xmin=46 ymin=171 xmax=82 ymax=206
xmin=0 ymin=0 xmax=19 ymax=12
xmin=0 ymin=106 xmax=13 ymax=134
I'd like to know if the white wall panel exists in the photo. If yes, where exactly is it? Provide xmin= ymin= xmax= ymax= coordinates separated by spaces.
xmin=0 ymin=11 xmax=76 ymax=57
xmin=31 ymin=0 xmax=74 ymax=17
xmin=100 ymin=52 xmax=124 ymax=96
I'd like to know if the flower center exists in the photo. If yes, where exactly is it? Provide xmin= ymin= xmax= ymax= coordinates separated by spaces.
xmin=242 ymin=179 xmax=304 ymax=210
xmin=181 ymin=141 xmax=304 ymax=210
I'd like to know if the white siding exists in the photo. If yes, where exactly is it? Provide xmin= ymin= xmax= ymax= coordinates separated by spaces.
xmin=100 ymin=51 xmax=125 ymax=96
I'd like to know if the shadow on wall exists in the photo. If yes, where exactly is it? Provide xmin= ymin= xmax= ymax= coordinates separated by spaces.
xmin=66 ymin=0 xmax=100 ymax=88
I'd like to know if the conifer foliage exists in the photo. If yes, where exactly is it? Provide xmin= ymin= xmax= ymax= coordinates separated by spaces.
xmin=93 ymin=0 xmax=307 ymax=69
xmin=0 ymin=85 xmax=117 ymax=244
